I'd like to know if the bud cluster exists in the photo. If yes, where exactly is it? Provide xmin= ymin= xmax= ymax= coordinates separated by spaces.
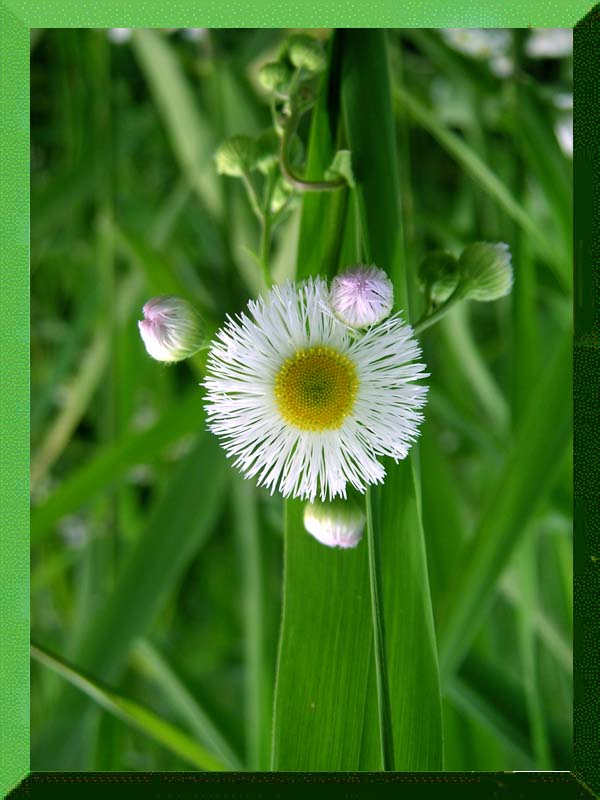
xmin=419 ymin=241 xmax=513 ymax=307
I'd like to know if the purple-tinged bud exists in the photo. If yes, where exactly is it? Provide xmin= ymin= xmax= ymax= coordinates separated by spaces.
xmin=329 ymin=265 xmax=394 ymax=329
xmin=138 ymin=296 xmax=204 ymax=363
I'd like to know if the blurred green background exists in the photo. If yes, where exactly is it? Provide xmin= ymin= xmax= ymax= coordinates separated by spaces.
xmin=31 ymin=28 xmax=572 ymax=771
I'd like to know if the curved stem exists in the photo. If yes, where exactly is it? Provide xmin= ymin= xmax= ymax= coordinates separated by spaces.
xmin=279 ymin=109 xmax=345 ymax=193
xmin=413 ymin=282 xmax=468 ymax=335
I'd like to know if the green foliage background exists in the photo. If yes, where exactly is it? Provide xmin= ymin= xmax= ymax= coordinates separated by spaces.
xmin=30 ymin=27 xmax=572 ymax=771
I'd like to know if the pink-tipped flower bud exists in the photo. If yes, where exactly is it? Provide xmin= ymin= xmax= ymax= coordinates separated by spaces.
xmin=329 ymin=265 xmax=394 ymax=328
xmin=138 ymin=296 xmax=205 ymax=363
xmin=303 ymin=498 xmax=365 ymax=549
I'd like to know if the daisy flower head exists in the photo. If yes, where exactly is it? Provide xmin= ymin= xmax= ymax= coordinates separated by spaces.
xmin=203 ymin=277 xmax=428 ymax=502
xmin=330 ymin=265 xmax=394 ymax=328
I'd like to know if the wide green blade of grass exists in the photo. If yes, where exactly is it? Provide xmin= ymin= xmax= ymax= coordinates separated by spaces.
xmin=341 ymin=29 xmax=443 ymax=770
xmin=272 ymin=30 xmax=443 ymax=772
xmin=31 ymin=642 xmax=227 ymax=771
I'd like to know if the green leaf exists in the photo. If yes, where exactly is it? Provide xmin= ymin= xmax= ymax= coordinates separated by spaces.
xmin=31 ymin=642 xmax=227 ymax=771
xmin=272 ymin=499 xmax=377 ymax=770
xmin=272 ymin=30 xmax=443 ymax=773
xmin=33 ymin=430 xmax=228 ymax=768
xmin=341 ymin=29 xmax=443 ymax=769
xmin=325 ymin=150 xmax=355 ymax=188
xmin=131 ymin=29 xmax=221 ymax=218
xmin=130 ymin=639 xmax=242 ymax=770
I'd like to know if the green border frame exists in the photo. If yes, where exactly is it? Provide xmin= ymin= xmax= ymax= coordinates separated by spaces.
xmin=1 ymin=1 xmax=596 ymax=797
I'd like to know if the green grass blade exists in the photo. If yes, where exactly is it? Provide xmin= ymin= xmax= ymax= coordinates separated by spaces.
xmin=31 ymin=642 xmax=227 ymax=771
xmin=438 ymin=329 xmax=572 ymax=673
xmin=272 ymin=499 xmax=377 ymax=770
xmin=365 ymin=489 xmax=395 ymax=770
xmin=341 ymin=29 xmax=443 ymax=770
xmin=33 ymin=430 xmax=228 ymax=768
xmin=130 ymin=639 xmax=242 ymax=770
xmin=131 ymin=29 xmax=221 ymax=218
xmin=231 ymin=476 xmax=272 ymax=770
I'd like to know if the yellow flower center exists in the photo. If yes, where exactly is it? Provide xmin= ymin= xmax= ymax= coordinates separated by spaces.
xmin=274 ymin=346 xmax=358 ymax=431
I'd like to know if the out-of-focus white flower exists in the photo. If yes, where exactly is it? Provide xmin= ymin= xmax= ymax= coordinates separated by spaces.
xmin=203 ymin=277 xmax=428 ymax=501
xmin=441 ymin=28 xmax=511 ymax=59
xmin=138 ymin=296 xmax=205 ymax=363
xmin=303 ymin=498 xmax=366 ymax=549
xmin=329 ymin=266 xmax=394 ymax=329
xmin=440 ymin=29 xmax=513 ymax=78
xmin=181 ymin=28 xmax=208 ymax=42
xmin=555 ymin=114 xmax=573 ymax=158
xmin=553 ymin=92 xmax=573 ymax=111
xmin=490 ymin=54 xmax=513 ymax=78
xmin=107 ymin=28 xmax=132 ymax=44
xmin=526 ymin=28 xmax=573 ymax=59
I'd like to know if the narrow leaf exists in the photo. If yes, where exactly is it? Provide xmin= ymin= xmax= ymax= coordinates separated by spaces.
xmin=31 ymin=643 xmax=226 ymax=771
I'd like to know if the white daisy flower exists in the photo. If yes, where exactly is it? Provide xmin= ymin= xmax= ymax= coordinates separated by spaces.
xmin=203 ymin=277 xmax=428 ymax=501
xmin=329 ymin=265 xmax=394 ymax=329
xmin=526 ymin=28 xmax=573 ymax=59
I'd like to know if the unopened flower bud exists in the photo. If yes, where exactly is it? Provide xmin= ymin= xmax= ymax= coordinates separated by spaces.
xmin=138 ymin=296 xmax=204 ymax=363
xmin=303 ymin=498 xmax=365 ymax=549
xmin=257 ymin=60 xmax=293 ymax=94
xmin=418 ymin=251 xmax=460 ymax=304
xmin=214 ymin=136 xmax=258 ymax=177
xmin=459 ymin=242 xmax=514 ymax=301
xmin=285 ymin=34 xmax=327 ymax=74
xmin=329 ymin=265 xmax=394 ymax=328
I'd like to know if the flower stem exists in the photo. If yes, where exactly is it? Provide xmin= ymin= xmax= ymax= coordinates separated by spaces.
xmin=365 ymin=488 xmax=395 ymax=770
xmin=413 ymin=282 xmax=468 ymax=335
xmin=279 ymin=108 xmax=345 ymax=193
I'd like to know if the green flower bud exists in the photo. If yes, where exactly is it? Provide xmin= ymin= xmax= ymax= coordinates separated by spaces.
xmin=418 ymin=251 xmax=460 ymax=303
xmin=254 ymin=129 xmax=280 ymax=174
xmin=138 ymin=296 xmax=205 ymax=363
xmin=285 ymin=34 xmax=327 ymax=74
xmin=214 ymin=135 xmax=258 ymax=177
xmin=303 ymin=498 xmax=365 ymax=549
xmin=257 ymin=60 xmax=293 ymax=94
xmin=459 ymin=242 xmax=514 ymax=301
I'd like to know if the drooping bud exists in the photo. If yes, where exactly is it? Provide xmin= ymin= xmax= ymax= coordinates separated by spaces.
xmin=303 ymin=498 xmax=365 ymax=549
xmin=257 ymin=60 xmax=293 ymax=94
xmin=285 ymin=34 xmax=327 ymax=74
xmin=214 ymin=135 xmax=258 ymax=177
xmin=418 ymin=251 xmax=460 ymax=304
xmin=138 ymin=296 xmax=205 ymax=363
xmin=329 ymin=265 xmax=394 ymax=328
xmin=459 ymin=242 xmax=514 ymax=301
